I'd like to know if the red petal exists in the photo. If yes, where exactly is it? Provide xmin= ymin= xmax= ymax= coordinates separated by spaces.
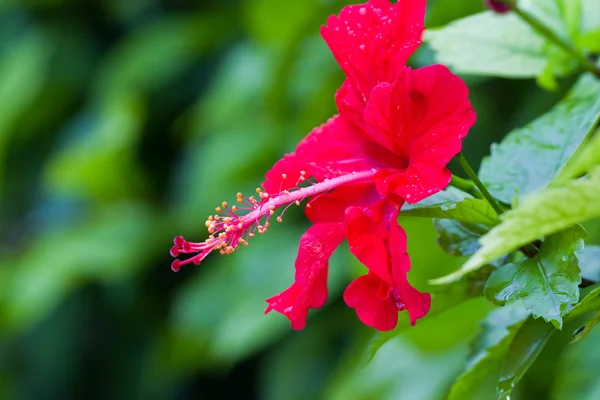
xmin=263 ymin=153 xmax=307 ymax=194
xmin=345 ymin=205 xmax=394 ymax=284
xmin=265 ymin=222 xmax=346 ymax=329
xmin=321 ymin=0 xmax=425 ymax=100
xmin=374 ymin=165 xmax=452 ymax=204
xmin=364 ymin=66 xmax=476 ymax=203
xmin=305 ymin=181 xmax=381 ymax=224
xmin=389 ymin=219 xmax=431 ymax=325
xmin=343 ymin=272 xmax=398 ymax=331
xmin=262 ymin=115 xmax=382 ymax=192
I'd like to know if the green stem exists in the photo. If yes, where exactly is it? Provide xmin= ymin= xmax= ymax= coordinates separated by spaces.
xmin=456 ymin=153 xmax=506 ymax=215
xmin=449 ymin=175 xmax=483 ymax=199
xmin=456 ymin=152 xmax=539 ymax=257
xmin=511 ymin=6 xmax=600 ymax=78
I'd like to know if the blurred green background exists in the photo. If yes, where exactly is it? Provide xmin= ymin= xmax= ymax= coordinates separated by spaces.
xmin=0 ymin=0 xmax=598 ymax=399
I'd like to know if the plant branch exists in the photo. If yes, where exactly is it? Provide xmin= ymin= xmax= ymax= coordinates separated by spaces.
xmin=456 ymin=153 xmax=539 ymax=257
xmin=510 ymin=5 xmax=600 ymax=78
xmin=449 ymin=175 xmax=483 ymax=199
xmin=456 ymin=153 xmax=505 ymax=215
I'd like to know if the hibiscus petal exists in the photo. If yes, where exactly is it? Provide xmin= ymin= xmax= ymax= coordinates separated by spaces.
xmin=263 ymin=153 xmax=307 ymax=194
xmin=262 ymin=115 xmax=380 ymax=193
xmin=343 ymin=272 xmax=399 ymax=331
xmin=305 ymin=181 xmax=381 ymax=224
xmin=374 ymin=165 xmax=452 ymax=204
xmin=389 ymin=219 xmax=431 ymax=325
xmin=264 ymin=266 xmax=328 ymax=330
xmin=321 ymin=0 xmax=425 ymax=99
xmin=345 ymin=205 xmax=393 ymax=284
xmin=265 ymin=222 xmax=346 ymax=329
xmin=364 ymin=66 xmax=475 ymax=203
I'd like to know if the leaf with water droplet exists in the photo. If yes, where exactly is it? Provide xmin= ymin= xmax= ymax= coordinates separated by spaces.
xmin=401 ymin=187 xmax=500 ymax=226
xmin=571 ymin=310 xmax=600 ymax=343
xmin=497 ymin=317 xmax=555 ymax=399
xmin=484 ymin=226 xmax=585 ymax=329
xmin=445 ymin=166 xmax=600 ymax=280
xmin=479 ymin=73 xmax=600 ymax=204
xmin=434 ymin=219 xmax=488 ymax=257
xmin=447 ymin=303 xmax=530 ymax=400
xmin=578 ymin=245 xmax=600 ymax=283
xmin=554 ymin=128 xmax=600 ymax=185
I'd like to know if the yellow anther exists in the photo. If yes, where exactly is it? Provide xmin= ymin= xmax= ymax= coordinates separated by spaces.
xmin=237 ymin=223 xmax=243 ymax=229
xmin=295 ymin=200 xmax=300 ymax=206
xmin=306 ymin=203 xmax=312 ymax=208
xmin=300 ymin=170 xmax=306 ymax=176
xmin=215 ymin=207 xmax=222 ymax=212
xmin=220 ymin=249 xmax=226 ymax=255
xmin=299 ymin=176 xmax=305 ymax=181
xmin=269 ymin=210 xmax=275 ymax=216
xmin=232 ymin=206 xmax=237 ymax=212
xmin=256 ymin=188 xmax=262 ymax=193
xmin=222 ymin=201 xmax=227 ymax=208
xmin=282 ymin=173 xmax=287 ymax=179
xmin=277 ymin=216 xmax=283 ymax=223
xmin=237 ymin=192 xmax=243 ymax=197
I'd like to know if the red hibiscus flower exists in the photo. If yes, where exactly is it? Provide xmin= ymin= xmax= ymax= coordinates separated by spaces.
xmin=170 ymin=0 xmax=476 ymax=331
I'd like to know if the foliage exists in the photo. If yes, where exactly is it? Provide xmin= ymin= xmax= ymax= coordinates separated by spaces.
xmin=1 ymin=0 xmax=600 ymax=399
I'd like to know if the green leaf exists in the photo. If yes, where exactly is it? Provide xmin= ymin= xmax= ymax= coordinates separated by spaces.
xmin=554 ymin=129 xmax=600 ymax=184
xmin=579 ymin=245 xmax=600 ymax=282
xmin=427 ymin=1 xmax=598 ymax=84
xmin=553 ymin=320 xmax=600 ymax=400
xmin=484 ymin=226 xmax=585 ymax=329
xmin=449 ymin=168 xmax=599 ymax=277
xmin=447 ymin=304 xmax=530 ymax=400
xmin=367 ymin=265 xmax=495 ymax=362
xmin=402 ymin=198 xmax=500 ymax=226
xmin=427 ymin=12 xmax=549 ymax=78
xmin=479 ymin=73 xmax=600 ymax=204
xmin=434 ymin=219 xmax=488 ymax=257
xmin=571 ymin=311 xmax=600 ymax=343
xmin=566 ymin=286 xmax=600 ymax=322
xmin=497 ymin=317 xmax=555 ymax=399
xmin=579 ymin=28 xmax=600 ymax=52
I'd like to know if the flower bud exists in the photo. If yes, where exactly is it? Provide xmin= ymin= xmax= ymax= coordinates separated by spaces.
xmin=484 ymin=0 xmax=514 ymax=14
